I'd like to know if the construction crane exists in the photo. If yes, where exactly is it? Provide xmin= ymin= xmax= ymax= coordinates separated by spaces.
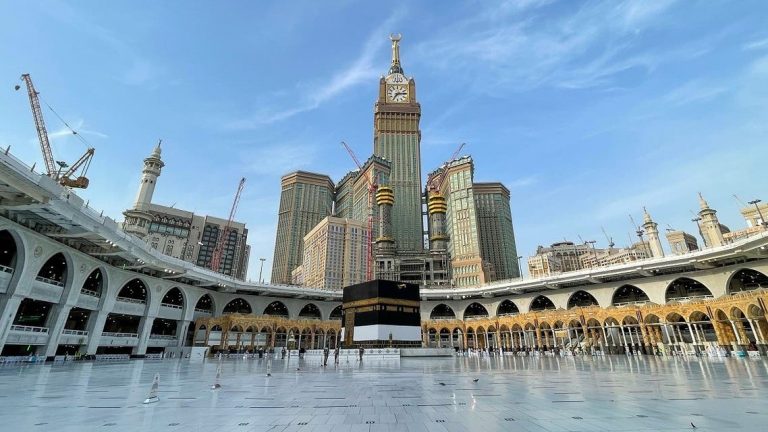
xmin=210 ymin=177 xmax=246 ymax=274
xmin=600 ymin=226 xmax=615 ymax=248
xmin=426 ymin=142 xmax=465 ymax=192
xmin=341 ymin=141 xmax=376 ymax=280
xmin=15 ymin=74 xmax=95 ymax=189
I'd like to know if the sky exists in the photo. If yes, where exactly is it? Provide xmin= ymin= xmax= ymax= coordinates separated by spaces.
xmin=1 ymin=0 xmax=767 ymax=282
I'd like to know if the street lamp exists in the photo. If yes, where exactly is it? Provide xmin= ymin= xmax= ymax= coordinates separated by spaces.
xmin=258 ymin=258 xmax=266 ymax=283
xmin=748 ymin=199 xmax=768 ymax=228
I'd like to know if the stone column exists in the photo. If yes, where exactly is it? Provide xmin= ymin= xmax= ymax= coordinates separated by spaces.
xmin=133 ymin=315 xmax=156 ymax=357
xmin=85 ymin=308 xmax=111 ymax=356
xmin=42 ymin=304 xmax=72 ymax=359
xmin=0 ymin=295 xmax=23 ymax=351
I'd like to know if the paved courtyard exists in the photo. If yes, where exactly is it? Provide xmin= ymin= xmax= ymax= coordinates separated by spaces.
xmin=0 ymin=355 xmax=766 ymax=431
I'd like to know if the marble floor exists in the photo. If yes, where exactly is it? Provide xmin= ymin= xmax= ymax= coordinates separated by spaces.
xmin=0 ymin=354 xmax=766 ymax=431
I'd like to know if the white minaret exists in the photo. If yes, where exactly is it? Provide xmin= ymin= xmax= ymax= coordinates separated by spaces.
xmin=698 ymin=193 xmax=724 ymax=247
xmin=134 ymin=140 xmax=164 ymax=208
xmin=642 ymin=207 xmax=664 ymax=258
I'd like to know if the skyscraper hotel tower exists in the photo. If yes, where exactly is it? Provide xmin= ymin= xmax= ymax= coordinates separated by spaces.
xmin=373 ymin=34 xmax=424 ymax=253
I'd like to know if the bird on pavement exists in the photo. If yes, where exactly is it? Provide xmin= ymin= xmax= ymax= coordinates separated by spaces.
xmin=691 ymin=422 xmax=696 ymax=429
xmin=438 ymin=382 xmax=446 ymax=386
xmin=473 ymin=378 xmax=480 ymax=383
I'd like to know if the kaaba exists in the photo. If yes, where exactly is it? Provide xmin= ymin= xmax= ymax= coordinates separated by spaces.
xmin=342 ymin=279 xmax=422 ymax=347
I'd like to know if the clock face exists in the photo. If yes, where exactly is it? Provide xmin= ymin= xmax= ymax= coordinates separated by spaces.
xmin=387 ymin=84 xmax=408 ymax=103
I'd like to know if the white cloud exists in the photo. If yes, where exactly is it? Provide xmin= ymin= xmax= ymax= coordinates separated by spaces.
xmin=416 ymin=0 xmax=682 ymax=91
xmin=243 ymin=142 xmax=319 ymax=176
xmin=662 ymin=80 xmax=727 ymax=107
xmin=226 ymin=10 xmax=404 ymax=129
xmin=742 ymin=36 xmax=768 ymax=51
xmin=506 ymin=175 xmax=538 ymax=188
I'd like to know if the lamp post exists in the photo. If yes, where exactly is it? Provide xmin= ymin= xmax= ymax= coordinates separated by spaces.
xmin=258 ymin=258 xmax=266 ymax=283
xmin=748 ymin=199 xmax=768 ymax=228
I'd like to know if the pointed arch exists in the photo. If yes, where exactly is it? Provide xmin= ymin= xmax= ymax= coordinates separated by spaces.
xmin=161 ymin=287 xmax=185 ymax=308
xmin=81 ymin=268 xmax=105 ymax=297
xmin=496 ymin=300 xmax=519 ymax=316
xmin=223 ymin=298 xmax=252 ymax=314
xmin=611 ymin=284 xmax=649 ymax=306
xmin=727 ymin=268 xmax=768 ymax=294
xmin=264 ymin=301 xmax=289 ymax=317
xmin=567 ymin=290 xmax=598 ymax=309
xmin=298 ymin=303 xmax=321 ymax=319
xmin=464 ymin=302 xmax=488 ymax=319
xmin=529 ymin=295 xmax=555 ymax=311
xmin=329 ymin=305 xmax=342 ymax=320
xmin=36 ymin=252 xmax=69 ymax=286
xmin=430 ymin=304 xmax=456 ymax=319
xmin=0 ymin=229 xmax=21 ymax=271
xmin=665 ymin=277 xmax=713 ymax=302
xmin=195 ymin=293 xmax=215 ymax=312
xmin=117 ymin=278 xmax=148 ymax=302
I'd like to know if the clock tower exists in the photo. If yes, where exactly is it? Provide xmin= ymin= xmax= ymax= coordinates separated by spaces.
xmin=373 ymin=34 xmax=424 ymax=253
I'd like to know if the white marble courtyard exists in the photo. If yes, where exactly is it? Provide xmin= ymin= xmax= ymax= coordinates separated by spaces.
xmin=0 ymin=355 xmax=766 ymax=431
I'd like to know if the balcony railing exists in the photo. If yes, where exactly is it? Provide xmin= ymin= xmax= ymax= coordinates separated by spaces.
xmin=160 ymin=303 xmax=183 ymax=310
xmin=35 ymin=276 xmax=64 ymax=287
xmin=115 ymin=297 xmax=146 ymax=305
xmin=194 ymin=308 xmax=213 ymax=313
xmin=149 ymin=334 xmax=177 ymax=340
xmin=62 ymin=329 xmax=89 ymax=336
xmin=101 ymin=332 xmax=138 ymax=338
xmin=80 ymin=289 xmax=100 ymax=298
xmin=667 ymin=295 xmax=714 ymax=303
xmin=613 ymin=300 xmax=649 ymax=307
xmin=0 ymin=264 xmax=13 ymax=274
xmin=10 ymin=325 xmax=49 ymax=333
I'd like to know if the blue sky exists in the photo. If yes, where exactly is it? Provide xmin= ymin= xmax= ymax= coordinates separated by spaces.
xmin=1 ymin=0 xmax=767 ymax=281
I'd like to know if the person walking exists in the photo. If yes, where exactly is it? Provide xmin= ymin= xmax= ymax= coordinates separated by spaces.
xmin=358 ymin=346 xmax=365 ymax=362
xmin=281 ymin=347 xmax=286 ymax=359
xmin=323 ymin=346 xmax=330 ymax=366
xmin=334 ymin=346 xmax=340 ymax=364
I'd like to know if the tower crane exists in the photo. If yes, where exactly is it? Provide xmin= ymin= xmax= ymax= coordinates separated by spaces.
xmin=15 ymin=74 xmax=95 ymax=189
xmin=211 ymin=177 xmax=246 ymax=274
xmin=426 ymin=142 xmax=465 ymax=192
xmin=341 ymin=141 xmax=376 ymax=281
xmin=600 ymin=226 xmax=615 ymax=248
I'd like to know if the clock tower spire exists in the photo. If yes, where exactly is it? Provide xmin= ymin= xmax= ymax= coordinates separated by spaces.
xmin=389 ymin=33 xmax=403 ymax=75
xmin=373 ymin=34 xmax=424 ymax=253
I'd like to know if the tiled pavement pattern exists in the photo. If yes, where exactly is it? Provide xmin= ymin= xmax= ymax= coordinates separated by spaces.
xmin=0 ymin=355 xmax=766 ymax=431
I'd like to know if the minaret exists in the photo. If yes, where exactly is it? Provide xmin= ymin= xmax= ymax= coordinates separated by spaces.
xmin=642 ymin=207 xmax=664 ymax=258
xmin=698 ymin=193 xmax=724 ymax=247
xmin=374 ymin=185 xmax=395 ymax=255
xmin=134 ymin=140 xmax=164 ymax=208
xmin=427 ymin=193 xmax=449 ymax=251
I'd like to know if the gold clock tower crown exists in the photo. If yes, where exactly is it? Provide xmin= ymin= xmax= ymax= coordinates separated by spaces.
xmin=376 ymin=34 xmax=419 ymax=107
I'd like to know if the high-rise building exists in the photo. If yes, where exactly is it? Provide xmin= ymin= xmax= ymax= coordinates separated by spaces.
xmin=123 ymin=143 xmax=250 ymax=280
xmin=432 ymin=156 xmax=486 ymax=287
xmin=334 ymin=171 xmax=358 ymax=219
xmin=372 ymin=35 xmax=424 ymax=253
xmin=271 ymin=171 xmax=334 ymax=284
xmin=473 ymin=182 xmax=520 ymax=280
xmin=300 ymin=216 xmax=369 ymax=290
